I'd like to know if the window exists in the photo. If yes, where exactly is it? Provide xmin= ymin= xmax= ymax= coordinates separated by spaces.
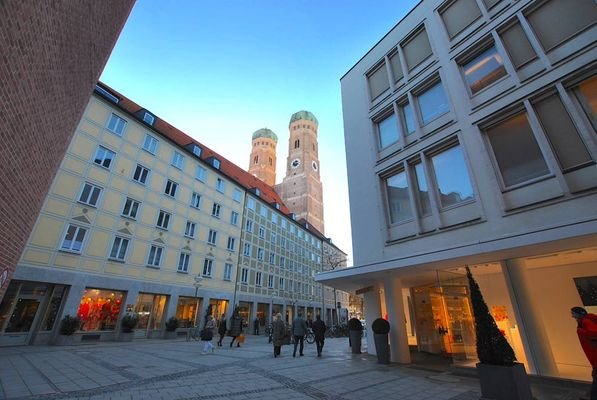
xmin=400 ymin=102 xmax=416 ymax=136
xmin=461 ymin=45 xmax=506 ymax=94
xmin=417 ymin=81 xmax=450 ymax=125
xmin=109 ymin=236 xmax=129 ymax=261
xmin=401 ymin=27 xmax=433 ymax=71
xmin=367 ymin=62 xmax=389 ymax=100
xmin=440 ymin=0 xmax=482 ymax=39
xmin=255 ymin=272 xmax=262 ymax=286
xmin=499 ymin=22 xmax=537 ymax=70
xmin=245 ymin=219 xmax=254 ymax=233
xmin=60 ymin=224 xmax=87 ymax=252
xmin=257 ymin=248 xmax=264 ymax=261
xmin=143 ymin=134 xmax=158 ymax=154
xmin=279 ymin=277 xmax=285 ymax=290
xmin=143 ymin=112 xmax=155 ymax=125
xmin=78 ymin=183 xmax=101 ymax=207
xmin=216 ymin=178 xmax=225 ymax=193
xmin=184 ymin=221 xmax=196 ymax=238
xmin=574 ymin=76 xmax=597 ymax=131
xmin=227 ymin=236 xmax=236 ymax=251
xmin=147 ymin=245 xmax=163 ymax=267
xmin=269 ymin=252 xmax=275 ymax=264
xmin=268 ymin=275 xmax=274 ymax=288
xmin=260 ymin=206 xmax=268 ymax=218
xmin=230 ymin=211 xmax=239 ymax=226
xmin=191 ymin=192 xmax=202 ymax=209
xmin=280 ymin=256 xmax=286 ymax=268
xmin=133 ymin=164 xmax=150 ymax=185
xmin=247 ymin=197 xmax=256 ymax=210
xmin=195 ymin=165 xmax=207 ymax=182
xmin=171 ymin=151 xmax=184 ymax=169
xmin=533 ymin=93 xmax=592 ymax=171
xmin=122 ymin=198 xmax=140 ymax=219
xmin=271 ymin=232 xmax=277 ymax=244
xmin=271 ymin=213 xmax=279 ymax=224
xmin=430 ymin=145 xmax=474 ymax=207
xmin=289 ymin=260 xmax=294 ymax=271
xmin=207 ymin=229 xmax=218 ymax=245
xmin=224 ymin=263 xmax=232 ymax=281
xmin=233 ymin=188 xmax=242 ymax=202
xmin=177 ymin=253 xmax=190 ymax=273
xmin=156 ymin=210 xmax=171 ymax=230
xmin=413 ymin=163 xmax=431 ymax=216
xmin=211 ymin=203 xmax=221 ymax=218
xmin=258 ymin=226 xmax=265 ymax=238
xmin=241 ymin=268 xmax=249 ymax=284
xmin=203 ymin=259 xmax=213 ymax=277
xmin=294 ymin=139 xmax=300 ymax=149
xmin=93 ymin=146 xmax=115 ymax=169
xmin=485 ymin=113 xmax=550 ymax=187
xmin=377 ymin=112 xmax=399 ymax=149
xmin=243 ymin=243 xmax=252 ymax=257
xmin=107 ymin=114 xmax=126 ymax=136
xmin=280 ymin=237 xmax=286 ymax=248
xmin=526 ymin=0 xmax=596 ymax=52
xmin=164 ymin=179 xmax=178 ymax=197
xmin=388 ymin=50 xmax=403 ymax=83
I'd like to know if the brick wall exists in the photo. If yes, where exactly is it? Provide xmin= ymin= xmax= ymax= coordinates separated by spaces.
xmin=0 ymin=1 xmax=135 ymax=301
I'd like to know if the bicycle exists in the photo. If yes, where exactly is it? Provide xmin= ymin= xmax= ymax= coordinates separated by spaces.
xmin=186 ymin=325 xmax=201 ymax=341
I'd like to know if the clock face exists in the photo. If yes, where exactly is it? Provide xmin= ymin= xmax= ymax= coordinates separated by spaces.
xmin=312 ymin=161 xmax=318 ymax=171
xmin=291 ymin=158 xmax=301 ymax=168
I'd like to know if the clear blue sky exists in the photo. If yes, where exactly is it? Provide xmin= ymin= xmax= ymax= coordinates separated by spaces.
xmin=100 ymin=0 xmax=420 ymax=264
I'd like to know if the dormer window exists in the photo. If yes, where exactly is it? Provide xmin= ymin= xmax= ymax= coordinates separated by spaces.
xmin=212 ymin=158 xmax=221 ymax=169
xmin=255 ymin=188 xmax=261 ymax=197
xmin=95 ymin=85 xmax=119 ymax=103
xmin=274 ymin=202 xmax=280 ymax=210
xmin=186 ymin=143 xmax=202 ymax=158
xmin=143 ymin=111 xmax=155 ymax=126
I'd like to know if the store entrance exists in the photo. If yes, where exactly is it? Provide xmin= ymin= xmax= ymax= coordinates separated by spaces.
xmin=134 ymin=293 xmax=167 ymax=338
xmin=0 ymin=281 xmax=49 ymax=346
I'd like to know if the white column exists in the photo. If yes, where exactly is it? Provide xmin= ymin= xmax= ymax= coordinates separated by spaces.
xmin=383 ymin=278 xmax=411 ymax=363
xmin=165 ymin=294 xmax=178 ymax=320
xmin=363 ymin=287 xmax=381 ymax=355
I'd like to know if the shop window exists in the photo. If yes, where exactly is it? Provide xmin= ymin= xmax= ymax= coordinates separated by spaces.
xmin=377 ymin=112 xmax=400 ymax=150
xmin=135 ymin=293 xmax=167 ymax=331
xmin=499 ymin=22 xmax=537 ymax=70
xmin=573 ymin=75 xmax=597 ymax=131
xmin=385 ymin=170 xmax=413 ymax=224
xmin=60 ymin=224 xmax=87 ymax=253
xmin=78 ymin=182 xmax=102 ymax=207
xmin=77 ymin=288 xmax=124 ymax=331
xmin=417 ymin=81 xmax=450 ymax=125
xmin=573 ymin=276 xmax=597 ymax=314
xmin=176 ymin=297 xmax=200 ymax=328
xmin=401 ymin=26 xmax=433 ymax=71
xmin=109 ymin=236 xmax=129 ymax=261
xmin=440 ymin=0 xmax=482 ymax=39
xmin=461 ymin=45 xmax=507 ymax=94
xmin=388 ymin=50 xmax=403 ymax=83
xmin=93 ymin=146 xmax=115 ymax=169
xmin=107 ymin=114 xmax=126 ymax=136
xmin=526 ymin=0 xmax=597 ymax=52
xmin=430 ymin=145 xmax=474 ymax=208
xmin=40 ymin=285 xmax=68 ymax=331
xmin=367 ymin=62 xmax=390 ymax=100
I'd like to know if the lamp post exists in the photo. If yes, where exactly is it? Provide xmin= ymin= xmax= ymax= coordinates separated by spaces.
xmin=193 ymin=274 xmax=203 ymax=327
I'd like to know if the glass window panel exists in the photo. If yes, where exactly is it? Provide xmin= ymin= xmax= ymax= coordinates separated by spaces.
xmin=462 ymin=46 xmax=507 ymax=94
xmin=414 ymin=163 xmax=431 ymax=216
xmin=388 ymin=51 xmax=403 ymax=82
xmin=486 ymin=113 xmax=550 ymax=187
xmin=431 ymin=145 xmax=474 ymax=207
xmin=418 ymin=82 xmax=450 ymax=124
xmin=367 ymin=64 xmax=390 ymax=100
xmin=575 ymin=75 xmax=597 ymax=131
xmin=378 ymin=113 xmax=399 ymax=149
xmin=402 ymin=103 xmax=416 ymax=135
xmin=441 ymin=0 xmax=482 ymax=39
xmin=386 ymin=171 xmax=413 ymax=224
xmin=500 ymin=22 xmax=537 ymax=69
xmin=482 ymin=0 xmax=501 ymax=9
xmin=402 ymin=28 xmax=433 ymax=71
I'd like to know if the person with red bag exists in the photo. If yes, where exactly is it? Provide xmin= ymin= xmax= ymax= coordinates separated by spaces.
xmin=571 ymin=306 xmax=597 ymax=400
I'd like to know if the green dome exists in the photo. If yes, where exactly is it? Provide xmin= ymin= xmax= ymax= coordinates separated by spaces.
xmin=252 ymin=128 xmax=278 ymax=143
xmin=289 ymin=110 xmax=318 ymax=127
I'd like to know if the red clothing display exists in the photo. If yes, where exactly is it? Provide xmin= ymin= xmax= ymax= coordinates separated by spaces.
xmin=577 ymin=313 xmax=597 ymax=368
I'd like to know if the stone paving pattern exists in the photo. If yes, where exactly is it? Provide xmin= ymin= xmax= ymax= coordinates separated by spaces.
xmin=0 ymin=336 xmax=588 ymax=400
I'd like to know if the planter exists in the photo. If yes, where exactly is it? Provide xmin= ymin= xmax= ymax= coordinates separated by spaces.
xmin=374 ymin=333 xmax=390 ymax=364
xmin=118 ymin=331 xmax=134 ymax=342
xmin=163 ymin=330 xmax=177 ymax=340
xmin=477 ymin=363 xmax=532 ymax=400
xmin=349 ymin=330 xmax=362 ymax=354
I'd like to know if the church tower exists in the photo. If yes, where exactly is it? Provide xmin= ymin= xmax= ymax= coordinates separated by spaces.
xmin=248 ymin=128 xmax=277 ymax=186
xmin=275 ymin=111 xmax=324 ymax=234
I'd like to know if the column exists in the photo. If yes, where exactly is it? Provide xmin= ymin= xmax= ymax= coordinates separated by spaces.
xmin=282 ymin=303 xmax=287 ymax=323
xmin=383 ymin=278 xmax=411 ymax=363
xmin=61 ymin=283 xmax=87 ymax=316
xmin=503 ymin=259 xmax=558 ymax=376
xmin=363 ymin=286 xmax=381 ymax=355
xmin=165 ymin=294 xmax=179 ymax=321
xmin=268 ymin=297 xmax=273 ymax=325
xmin=201 ymin=296 xmax=211 ymax=328
xmin=251 ymin=301 xmax=258 ymax=334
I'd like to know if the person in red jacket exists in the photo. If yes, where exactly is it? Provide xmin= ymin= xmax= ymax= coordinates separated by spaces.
xmin=571 ymin=306 xmax=597 ymax=400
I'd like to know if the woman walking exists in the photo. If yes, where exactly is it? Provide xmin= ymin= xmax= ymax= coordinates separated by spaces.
xmin=201 ymin=315 xmax=216 ymax=354
xmin=217 ymin=313 xmax=227 ymax=347
xmin=272 ymin=313 xmax=287 ymax=358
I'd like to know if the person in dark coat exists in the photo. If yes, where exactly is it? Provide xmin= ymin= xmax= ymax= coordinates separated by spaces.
xmin=217 ymin=314 xmax=227 ymax=347
xmin=312 ymin=314 xmax=326 ymax=357
xmin=253 ymin=317 xmax=260 ymax=335
xmin=228 ymin=309 xmax=243 ymax=347
xmin=272 ymin=313 xmax=287 ymax=358
xmin=292 ymin=311 xmax=308 ymax=357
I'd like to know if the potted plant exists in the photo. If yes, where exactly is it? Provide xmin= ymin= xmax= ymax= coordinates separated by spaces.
xmin=466 ymin=267 xmax=532 ymax=400
xmin=55 ymin=315 xmax=81 ymax=346
xmin=119 ymin=313 xmax=138 ymax=341
xmin=348 ymin=317 xmax=363 ymax=354
xmin=164 ymin=317 xmax=179 ymax=339
xmin=372 ymin=317 xmax=390 ymax=364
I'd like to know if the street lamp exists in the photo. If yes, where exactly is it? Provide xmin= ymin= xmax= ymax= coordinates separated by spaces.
xmin=193 ymin=274 xmax=203 ymax=327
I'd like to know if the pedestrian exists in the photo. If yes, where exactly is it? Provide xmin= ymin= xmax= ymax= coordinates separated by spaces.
xmin=253 ymin=317 xmax=260 ymax=335
xmin=571 ymin=306 xmax=597 ymax=400
xmin=292 ymin=311 xmax=308 ymax=357
xmin=201 ymin=315 xmax=216 ymax=354
xmin=272 ymin=313 xmax=286 ymax=358
xmin=217 ymin=313 xmax=227 ymax=346
xmin=312 ymin=314 xmax=326 ymax=357
xmin=228 ymin=309 xmax=243 ymax=347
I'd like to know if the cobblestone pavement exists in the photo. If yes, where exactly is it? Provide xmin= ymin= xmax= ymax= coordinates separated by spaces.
xmin=0 ymin=336 xmax=588 ymax=400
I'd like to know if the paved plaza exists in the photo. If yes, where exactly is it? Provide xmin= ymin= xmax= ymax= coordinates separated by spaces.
xmin=0 ymin=336 xmax=589 ymax=400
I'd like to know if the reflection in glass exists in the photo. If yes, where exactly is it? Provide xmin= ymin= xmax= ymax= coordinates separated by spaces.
xmin=378 ymin=113 xmax=399 ymax=149
xmin=414 ymin=163 xmax=431 ymax=216
xmin=418 ymin=82 xmax=450 ymax=125
xmin=40 ymin=286 xmax=67 ymax=331
xmin=386 ymin=171 xmax=413 ymax=223
xmin=431 ymin=146 xmax=474 ymax=207
xmin=463 ymin=46 xmax=506 ymax=94
xmin=575 ymin=75 xmax=597 ymax=131
xmin=402 ymin=103 xmax=416 ymax=135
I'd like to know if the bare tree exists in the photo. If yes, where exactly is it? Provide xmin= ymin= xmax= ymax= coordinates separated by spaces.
xmin=322 ymin=242 xmax=347 ymax=327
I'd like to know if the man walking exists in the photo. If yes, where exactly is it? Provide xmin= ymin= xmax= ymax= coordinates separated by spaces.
xmin=253 ymin=317 xmax=260 ymax=335
xmin=292 ymin=311 xmax=308 ymax=357
xmin=312 ymin=314 xmax=326 ymax=357
xmin=571 ymin=306 xmax=597 ymax=400
xmin=228 ymin=309 xmax=243 ymax=348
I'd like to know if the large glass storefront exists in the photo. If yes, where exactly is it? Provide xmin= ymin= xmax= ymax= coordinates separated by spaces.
xmin=176 ymin=296 xmax=201 ymax=328
xmin=135 ymin=293 xmax=167 ymax=337
xmin=77 ymin=288 xmax=125 ymax=331
xmin=209 ymin=299 xmax=228 ymax=325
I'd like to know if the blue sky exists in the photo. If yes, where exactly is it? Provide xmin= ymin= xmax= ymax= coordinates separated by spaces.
xmin=100 ymin=0 xmax=420 ymax=263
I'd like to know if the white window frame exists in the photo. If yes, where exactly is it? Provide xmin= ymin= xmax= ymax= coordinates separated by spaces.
xmin=171 ymin=151 xmax=185 ymax=169
xmin=268 ymin=275 xmax=274 ymax=288
xmin=121 ymin=197 xmax=141 ymax=219
xmin=60 ymin=224 xmax=87 ymax=253
xmin=227 ymin=236 xmax=236 ymax=251
xmin=202 ymin=258 xmax=213 ymax=277
xmin=216 ymin=178 xmax=226 ymax=193
xmin=164 ymin=179 xmax=178 ymax=198
xmin=255 ymin=271 xmax=262 ymax=286
xmin=269 ymin=252 xmax=275 ymax=264
xmin=156 ymin=210 xmax=171 ymax=230
xmin=230 ymin=211 xmax=239 ymax=226
xmin=207 ymin=229 xmax=218 ymax=245
xmin=147 ymin=245 xmax=163 ymax=268
xmin=195 ymin=165 xmax=207 ymax=182
xmin=78 ymin=182 xmax=102 ymax=207
xmin=177 ymin=252 xmax=191 ymax=273
xmin=211 ymin=203 xmax=221 ymax=218
xmin=279 ymin=277 xmax=285 ymax=290
xmin=258 ymin=226 xmax=265 ymax=238
xmin=245 ymin=219 xmax=253 ymax=233
xmin=257 ymin=248 xmax=264 ymax=261
xmin=109 ymin=236 xmax=129 ymax=261
xmin=133 ymin=164 xmax=150 ymax=185
xmin=107 ymin=113 xmax=126 ymax=136
xmin=224 ymin=263 xmax=232 ymax=281
xmin=241 ymin=268 xmax=249 ymax=284
xmin=93 ymin=146 xmax=115 ymax=169
xmin=232 ymin=188 xmax=242 ymax=202
xmin=191 ymin=192 xmax=202 ymax=209
xmin=243 ymin=243 xmax=251 ymax=257
xmin=143 ymin=134 xmax=159 ymax=154
xmin=184 ymin=221 xmax=196 ymax=238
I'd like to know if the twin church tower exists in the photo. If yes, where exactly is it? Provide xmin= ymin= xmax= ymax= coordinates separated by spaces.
xmin=248 ymin=111 xmax=324 ymax=234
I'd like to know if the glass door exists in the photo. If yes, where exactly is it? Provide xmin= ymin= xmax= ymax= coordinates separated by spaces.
xmin=0 ymin=281 xmax=48 ymax=346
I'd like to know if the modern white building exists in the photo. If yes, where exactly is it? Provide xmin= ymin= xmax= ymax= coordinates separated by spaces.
xmin=317 ymin=0 xmax=597 ymax=383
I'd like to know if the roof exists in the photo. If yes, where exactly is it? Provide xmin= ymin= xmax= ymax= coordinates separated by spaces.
xmin=289 ymin=110 xmax=318 ymax=127
xmin=96 ymin=82 xmax=289 ymax=214
xmin=252 ymin=128 xmax=278 ymax=143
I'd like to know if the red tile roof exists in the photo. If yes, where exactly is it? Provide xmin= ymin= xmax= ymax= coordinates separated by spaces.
xmin=97 ymin=82 xmax=290 ymax=214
